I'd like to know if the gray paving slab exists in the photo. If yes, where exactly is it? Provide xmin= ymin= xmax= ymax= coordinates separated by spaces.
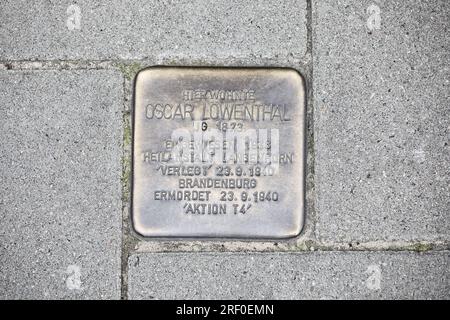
xmin=313 ymin=0 xmax=450 ymax=242
xmin=0 ymin=70 xmax=123 ymax=299
xmin=127 ymin=251 xmax=449 ymax=299
xmin=0 ymin=0 xmax=307 ymax=61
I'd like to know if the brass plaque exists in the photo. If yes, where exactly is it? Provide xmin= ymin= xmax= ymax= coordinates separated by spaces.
xmin=132 ymin=67 xmax=305 ymax=239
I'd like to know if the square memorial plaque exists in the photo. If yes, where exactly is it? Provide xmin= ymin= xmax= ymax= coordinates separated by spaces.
xmin=132 ymin=67 xmax=305 ymax=239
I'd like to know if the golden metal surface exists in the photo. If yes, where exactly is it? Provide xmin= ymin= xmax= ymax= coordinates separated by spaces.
xmin=133 ymin=67 xmax=306 ymax=239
